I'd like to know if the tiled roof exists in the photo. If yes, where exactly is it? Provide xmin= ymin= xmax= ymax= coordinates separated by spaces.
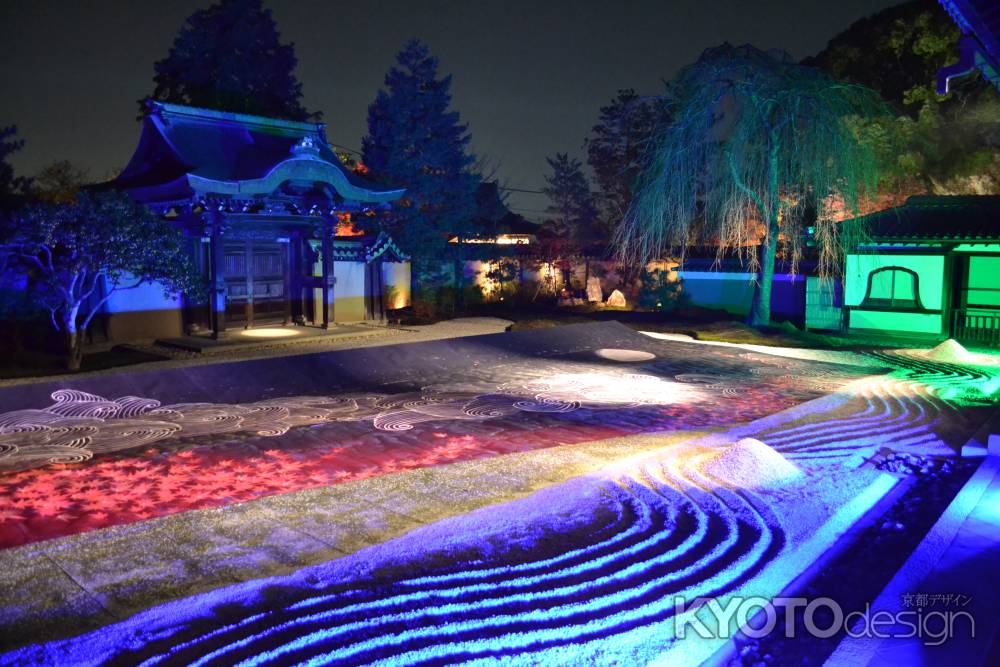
xmin=856 ymin=195 xmax=1000 ymax=242
xmin=113 ymin=103 xmax=401 ymax=200
xmin=328 ymin=234 xmax=409 ymax=263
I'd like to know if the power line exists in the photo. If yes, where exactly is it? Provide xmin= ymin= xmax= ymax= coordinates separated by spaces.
xmin=330 ymin=143 xmax=363 ymax=157
xmin=499 ymin=186 xmax=546 ymax=195
xmin=507 ymin=207 xmax=551 ymax=214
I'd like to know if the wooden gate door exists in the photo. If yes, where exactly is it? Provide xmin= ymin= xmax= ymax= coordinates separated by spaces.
xmin=223 ymin=241 xmax=288 ymax=328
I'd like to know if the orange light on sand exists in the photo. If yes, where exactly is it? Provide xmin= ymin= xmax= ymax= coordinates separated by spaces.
xmin=239 ymin=328 xmax=300 ymax=339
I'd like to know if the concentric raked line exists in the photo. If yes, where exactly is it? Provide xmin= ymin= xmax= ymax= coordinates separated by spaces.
xmin=123 ymin=448 xmax=784 ymax=666
xmin=867 ymin=351 xmax=994 ymax=389
xmin=763 ymin=380 xmax=938 ymax=457
xmin=751 ymin=350 xmax=999 ymax=462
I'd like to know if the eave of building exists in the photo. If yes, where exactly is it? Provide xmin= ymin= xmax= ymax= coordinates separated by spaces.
xmin=153 ymin=101 xmax=321 ymax=134
xmin=860 ymin=236 xmax=1000 ymax=244
xmin=364 ymin=232 xmax=410 ymax=262
xmin=186 ymin=154 xmax=404 ymax=204
xmin=117 ymin=101 xmax=406 ymax=206
xmin=937 ymin=0 xmax=1000 ymax=92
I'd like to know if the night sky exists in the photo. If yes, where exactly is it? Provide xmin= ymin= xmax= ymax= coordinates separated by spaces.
xmin=1 ymin=0 xmax=901 ymax=217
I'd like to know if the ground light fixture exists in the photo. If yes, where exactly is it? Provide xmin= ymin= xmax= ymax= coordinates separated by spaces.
xmin=238 ymin=328 xmax=301 ymax=339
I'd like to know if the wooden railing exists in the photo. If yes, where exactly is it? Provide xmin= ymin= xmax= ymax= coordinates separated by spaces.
xmin=952 ymin=309 xmax=1000 ymax=347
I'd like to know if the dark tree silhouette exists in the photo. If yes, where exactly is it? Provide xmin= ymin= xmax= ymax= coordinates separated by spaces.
xmin=5 ymin=192 xmax=203 ymax=369
xmin=617 ymin=45 xmax=887 ymax=326
xmin=31 ymin=160 xmax=90 ymax=204
xmin=0 ymin=126 xmax=31 ymax=210
xmin=542 ymin=153 xmax=598 ymax=245
xmin=585 ymin=90 xmax=666 ymax=232
xmin=361 ymin=39 xmax=480 ymax=255
xmin=142 ymin=0 xmax=313 ymax=120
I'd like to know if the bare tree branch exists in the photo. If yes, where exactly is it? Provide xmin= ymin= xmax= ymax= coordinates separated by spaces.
xmin=79 ymin=276 xmax=145 ymax=332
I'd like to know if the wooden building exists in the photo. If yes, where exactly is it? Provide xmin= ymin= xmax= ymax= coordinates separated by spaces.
xmin=107 ymin=102 xmax=409 ymax=340
xmin=843 ymin=195 xmax=1000 ymax=345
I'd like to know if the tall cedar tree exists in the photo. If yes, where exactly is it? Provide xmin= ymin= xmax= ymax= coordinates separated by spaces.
xmin=542 ymin=153 xmax=598 ymax=245
xmin=362 ymin=40 xmax=480 ymax=256
xmin=141 ymin=0 xmax=313 ymax=120
xmin=584 ymin=90 xmax=666 ymax=233
xmin=617 ymin=45 xmax=887 ymax=326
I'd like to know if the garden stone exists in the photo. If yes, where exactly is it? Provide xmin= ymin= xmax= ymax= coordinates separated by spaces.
xmin=606 ymin=289 xmax=627 ymax=307
xmin=586 ymin=276 xmax=603 ymax=302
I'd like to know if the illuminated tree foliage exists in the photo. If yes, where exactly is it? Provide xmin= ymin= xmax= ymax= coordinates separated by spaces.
xmin=142 ymin=0 xmax=313 ymax=121
xmin=807 ymin=0 xmax=1000 ymax=195
xmin=805 ymin=0 xmax=969 ymax=113
xmin=362 ymin=39 xmax=480 ymax=255
xmin=5 ymin=192 xmax=202 ymax=369
xmin=616 ymin=45 xmax=887 ymax=326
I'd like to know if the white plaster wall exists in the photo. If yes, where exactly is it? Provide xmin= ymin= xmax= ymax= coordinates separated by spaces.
xmin=844 ymin=253 xmax=945 ymax=309
xmin=102 ymin=274 xmax=184 ymax=340
xmin=333 ymin=260 xmax=367 ymax=322
xmin=103 ymin=276 xmax=182 ymax=313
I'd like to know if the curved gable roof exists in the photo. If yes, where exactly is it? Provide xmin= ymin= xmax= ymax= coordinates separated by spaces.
xmin=114 ymin=102 xmax=403 ymax=204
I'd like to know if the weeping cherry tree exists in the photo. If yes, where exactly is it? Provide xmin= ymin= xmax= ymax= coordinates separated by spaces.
xmin=615 ymin=45 xmax=888 ymax=326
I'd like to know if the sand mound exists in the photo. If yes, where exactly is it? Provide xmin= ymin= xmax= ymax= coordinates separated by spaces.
xmin=704 ymin=438 xmax=803 ymax=490
xmin=916 ymin=338 xmax=998 ymax=366
xmin=924 ymin=339 xmax=981 ymax=365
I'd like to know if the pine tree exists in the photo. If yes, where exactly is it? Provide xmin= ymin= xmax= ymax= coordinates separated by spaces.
xmin=362 ymin=40 xmax=480 ymax=257
xmin=142 ymin=0 xmax=313 ymax=121
xmin=542 ymin=153 xmax=598 ymax=245
xmin=584 ymin=90 xmax=666 ymax=232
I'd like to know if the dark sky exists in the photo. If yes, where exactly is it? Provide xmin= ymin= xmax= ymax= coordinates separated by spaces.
xmin=0 ymin=0 xmax=901 ymax=217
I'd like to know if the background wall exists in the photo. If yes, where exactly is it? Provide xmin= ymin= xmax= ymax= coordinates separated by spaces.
xmin=677 ymin=271 xmax=807 ymax=324
xmin=332 ymin=261 xmax=367 ymax=322
xmin=103 ymin=276 xmax=184 ymax=340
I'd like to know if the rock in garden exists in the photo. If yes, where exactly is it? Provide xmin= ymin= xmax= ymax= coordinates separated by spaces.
xmin=586 ymin=276 xmax=603 ymax=302
xmin=606 ymin=289 xmax=627 ymax=307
